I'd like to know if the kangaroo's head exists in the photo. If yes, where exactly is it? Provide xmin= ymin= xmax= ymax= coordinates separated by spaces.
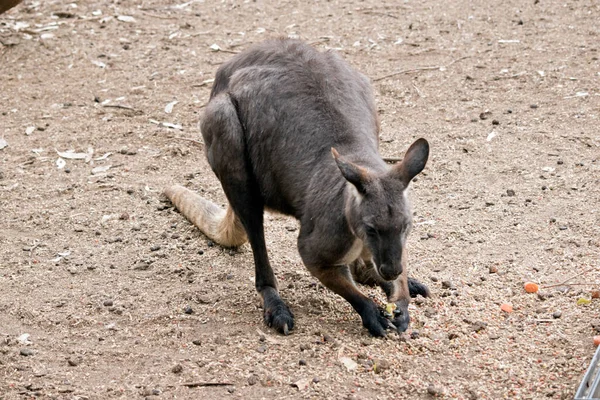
xmin=332 ymin=138 xmax=429 ymax=281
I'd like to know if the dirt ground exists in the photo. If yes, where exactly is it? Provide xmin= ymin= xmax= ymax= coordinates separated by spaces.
xmin=1 ymin=0 xmax=599 ymax=399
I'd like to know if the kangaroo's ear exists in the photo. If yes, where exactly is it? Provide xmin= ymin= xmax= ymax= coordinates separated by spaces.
xmin=331 ymin=148 xmax=371 ymax=194
xmin=392 ymin=138 xmax=429 ymax=186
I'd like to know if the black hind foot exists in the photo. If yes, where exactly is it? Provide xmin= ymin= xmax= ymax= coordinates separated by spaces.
xmin=261 ymin=287 xmax=294 ymax=335
xmin=408 ymin=277 xmax=430 ymax=298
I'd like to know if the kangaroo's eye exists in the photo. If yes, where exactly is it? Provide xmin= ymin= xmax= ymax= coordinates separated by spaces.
xmin=365 ymin=226 xmax=377 ymax=237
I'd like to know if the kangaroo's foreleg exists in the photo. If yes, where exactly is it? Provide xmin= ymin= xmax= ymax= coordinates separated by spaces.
xmin=350 ymin=258 xmax=430 ymax=332
xmin=200 ymin=93 xmax=294 ymax=334
xmin=350 ymin=259 xmax=430 ymax=299
xmin=308 ymin=265 xmax=392 ymax=337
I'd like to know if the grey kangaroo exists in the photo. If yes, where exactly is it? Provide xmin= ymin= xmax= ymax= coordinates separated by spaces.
xmin=165 ymin=39 xmax=430 ymax=337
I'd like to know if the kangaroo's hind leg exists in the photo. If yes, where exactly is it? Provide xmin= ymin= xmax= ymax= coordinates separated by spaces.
xmin=201 ymin=93 xmax=294 ymax=335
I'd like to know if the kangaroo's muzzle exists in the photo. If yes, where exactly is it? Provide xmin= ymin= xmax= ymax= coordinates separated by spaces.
xmin=377 ymin=263 xmax=402 ymax=281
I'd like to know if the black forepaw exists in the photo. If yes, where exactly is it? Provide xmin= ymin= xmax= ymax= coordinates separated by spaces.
xmin=408 ymin=277 xmax=430 ymax=298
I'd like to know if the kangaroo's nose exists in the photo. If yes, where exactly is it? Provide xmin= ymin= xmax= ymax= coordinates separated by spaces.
xmin=379 ymin=264 xmax=402 ymax=281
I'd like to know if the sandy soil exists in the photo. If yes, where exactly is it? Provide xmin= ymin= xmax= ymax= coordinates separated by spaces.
xmin=1 ymin=0 xmax=599 ymax=399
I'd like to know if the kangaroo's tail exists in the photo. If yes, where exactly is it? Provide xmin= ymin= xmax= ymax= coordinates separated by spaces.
xmin=164 ymin=185 xmax=248 ymax=247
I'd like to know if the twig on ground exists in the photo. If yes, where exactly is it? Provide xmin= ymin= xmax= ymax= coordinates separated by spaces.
xmin=541 ymin=266 xmax=596 ymax=289
xmin=541 ymin=282 xmax=600 ymax=289
xmin=183 ymin=382 xmax=233 ymax=388
xmin=374 ymin=56 xmax=470 ymax=82
xmin=172 ymin=137 xmax=204 ymax=146
xmin=358 ymin=10 xmax=399 ymax=19
xmin=103 ymin=104 xmax=136 ymax=111
xmin=140 ymin=10 xmax=178 ymax=20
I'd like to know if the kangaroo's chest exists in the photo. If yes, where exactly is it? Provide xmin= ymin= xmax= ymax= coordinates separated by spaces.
xmin=335 ymin=239 xmax=365 ymax=265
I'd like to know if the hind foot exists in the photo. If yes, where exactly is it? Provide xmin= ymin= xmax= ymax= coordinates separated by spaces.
xmin=261 ymin=287 xmax=294 ymax=335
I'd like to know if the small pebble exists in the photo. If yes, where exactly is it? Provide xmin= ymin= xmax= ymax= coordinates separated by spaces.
xmin=67 ymin=358 xmax=80 ymax=367
xmin=506 ymin=189 xmax=515 ymax=197
xmin=150 ymin=245 xmax=161 ymax=251
xmin=491 ymin=119 xmax=499 ymax=125
xmin=103 ymin=299 xmax=114 ymax=307
xmin=134 ymin=261 xmax=151 ymax=271
xmin=299 ymin=359 xmax=307 ymax=366
xmin=192 ymin=339 xmax=202 ymax=346
xmin=410 ymin=330 xmax=420 ymax=339
xmin=227 ymin=387 xmax=235 ymax=394
xmin=248 ymin=375 xmax=259 ymax=386
xmin=489 ymin=266 xmax=498 ymax=274
xmin=257 ymin=345 xmax=267 ymax=353
xmin=374 ymin=359 xmax=390 ymax=374
xmin=20 ymin=348 xmax=34 ymax=356
xmin=479 ymin=111 xmax=492 ymax=120
xmin=552 ymin=311 xmax=562 ymax=319
xmin=312 ymin=377 xmax=320 ymax=384
xmin=427 ymin=384 xmax=444 ymax=396
xmin=171 ymin=364 xmax=183 ymax=374
xmin=183 ymin=305 xmax=194 ymax=314
xmin=441 ymin=280 xmax=454 ymax=289
xmin=471 ymin=322 xmax=487 ymax=333
xmin=424 ymin=307 xmax=437 ymax=318
xmin=530 ymin=104 xmax=538 ymax=109
xmin=430 ymin=276 xmax=439 ymax=282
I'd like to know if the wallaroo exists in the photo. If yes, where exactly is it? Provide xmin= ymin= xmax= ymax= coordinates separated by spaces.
xmin=165 ymin=39 xmax=430 ymax=337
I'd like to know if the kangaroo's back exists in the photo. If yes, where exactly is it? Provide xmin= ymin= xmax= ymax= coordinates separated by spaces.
xmin=204 ymin=39 xmax=381 ymax=217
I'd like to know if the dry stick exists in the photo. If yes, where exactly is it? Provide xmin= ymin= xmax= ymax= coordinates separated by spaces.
xmin=373 ymin=56 xmax=470 ymax=82
xmin=140 ymin=10 xmax=179 ymax=20
xmin=183 ymin=382 xmax=233 ymax=388
xmin=172 ymin=137 xmax=204 ymax=147
xmin=541 ymin=266 xmax=596 ymax=289
xmin=103 ymin=104 xmax=136 ymax=111
xmin=541 ymin=282 xmax=600 ymax=289
xmin=308 ymin=37 xmax=331 ymax=46
xmin=215 ymin=48 xmax=240 ymax=55
xmin=359 ymin=10 xmax=399 ymax=19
